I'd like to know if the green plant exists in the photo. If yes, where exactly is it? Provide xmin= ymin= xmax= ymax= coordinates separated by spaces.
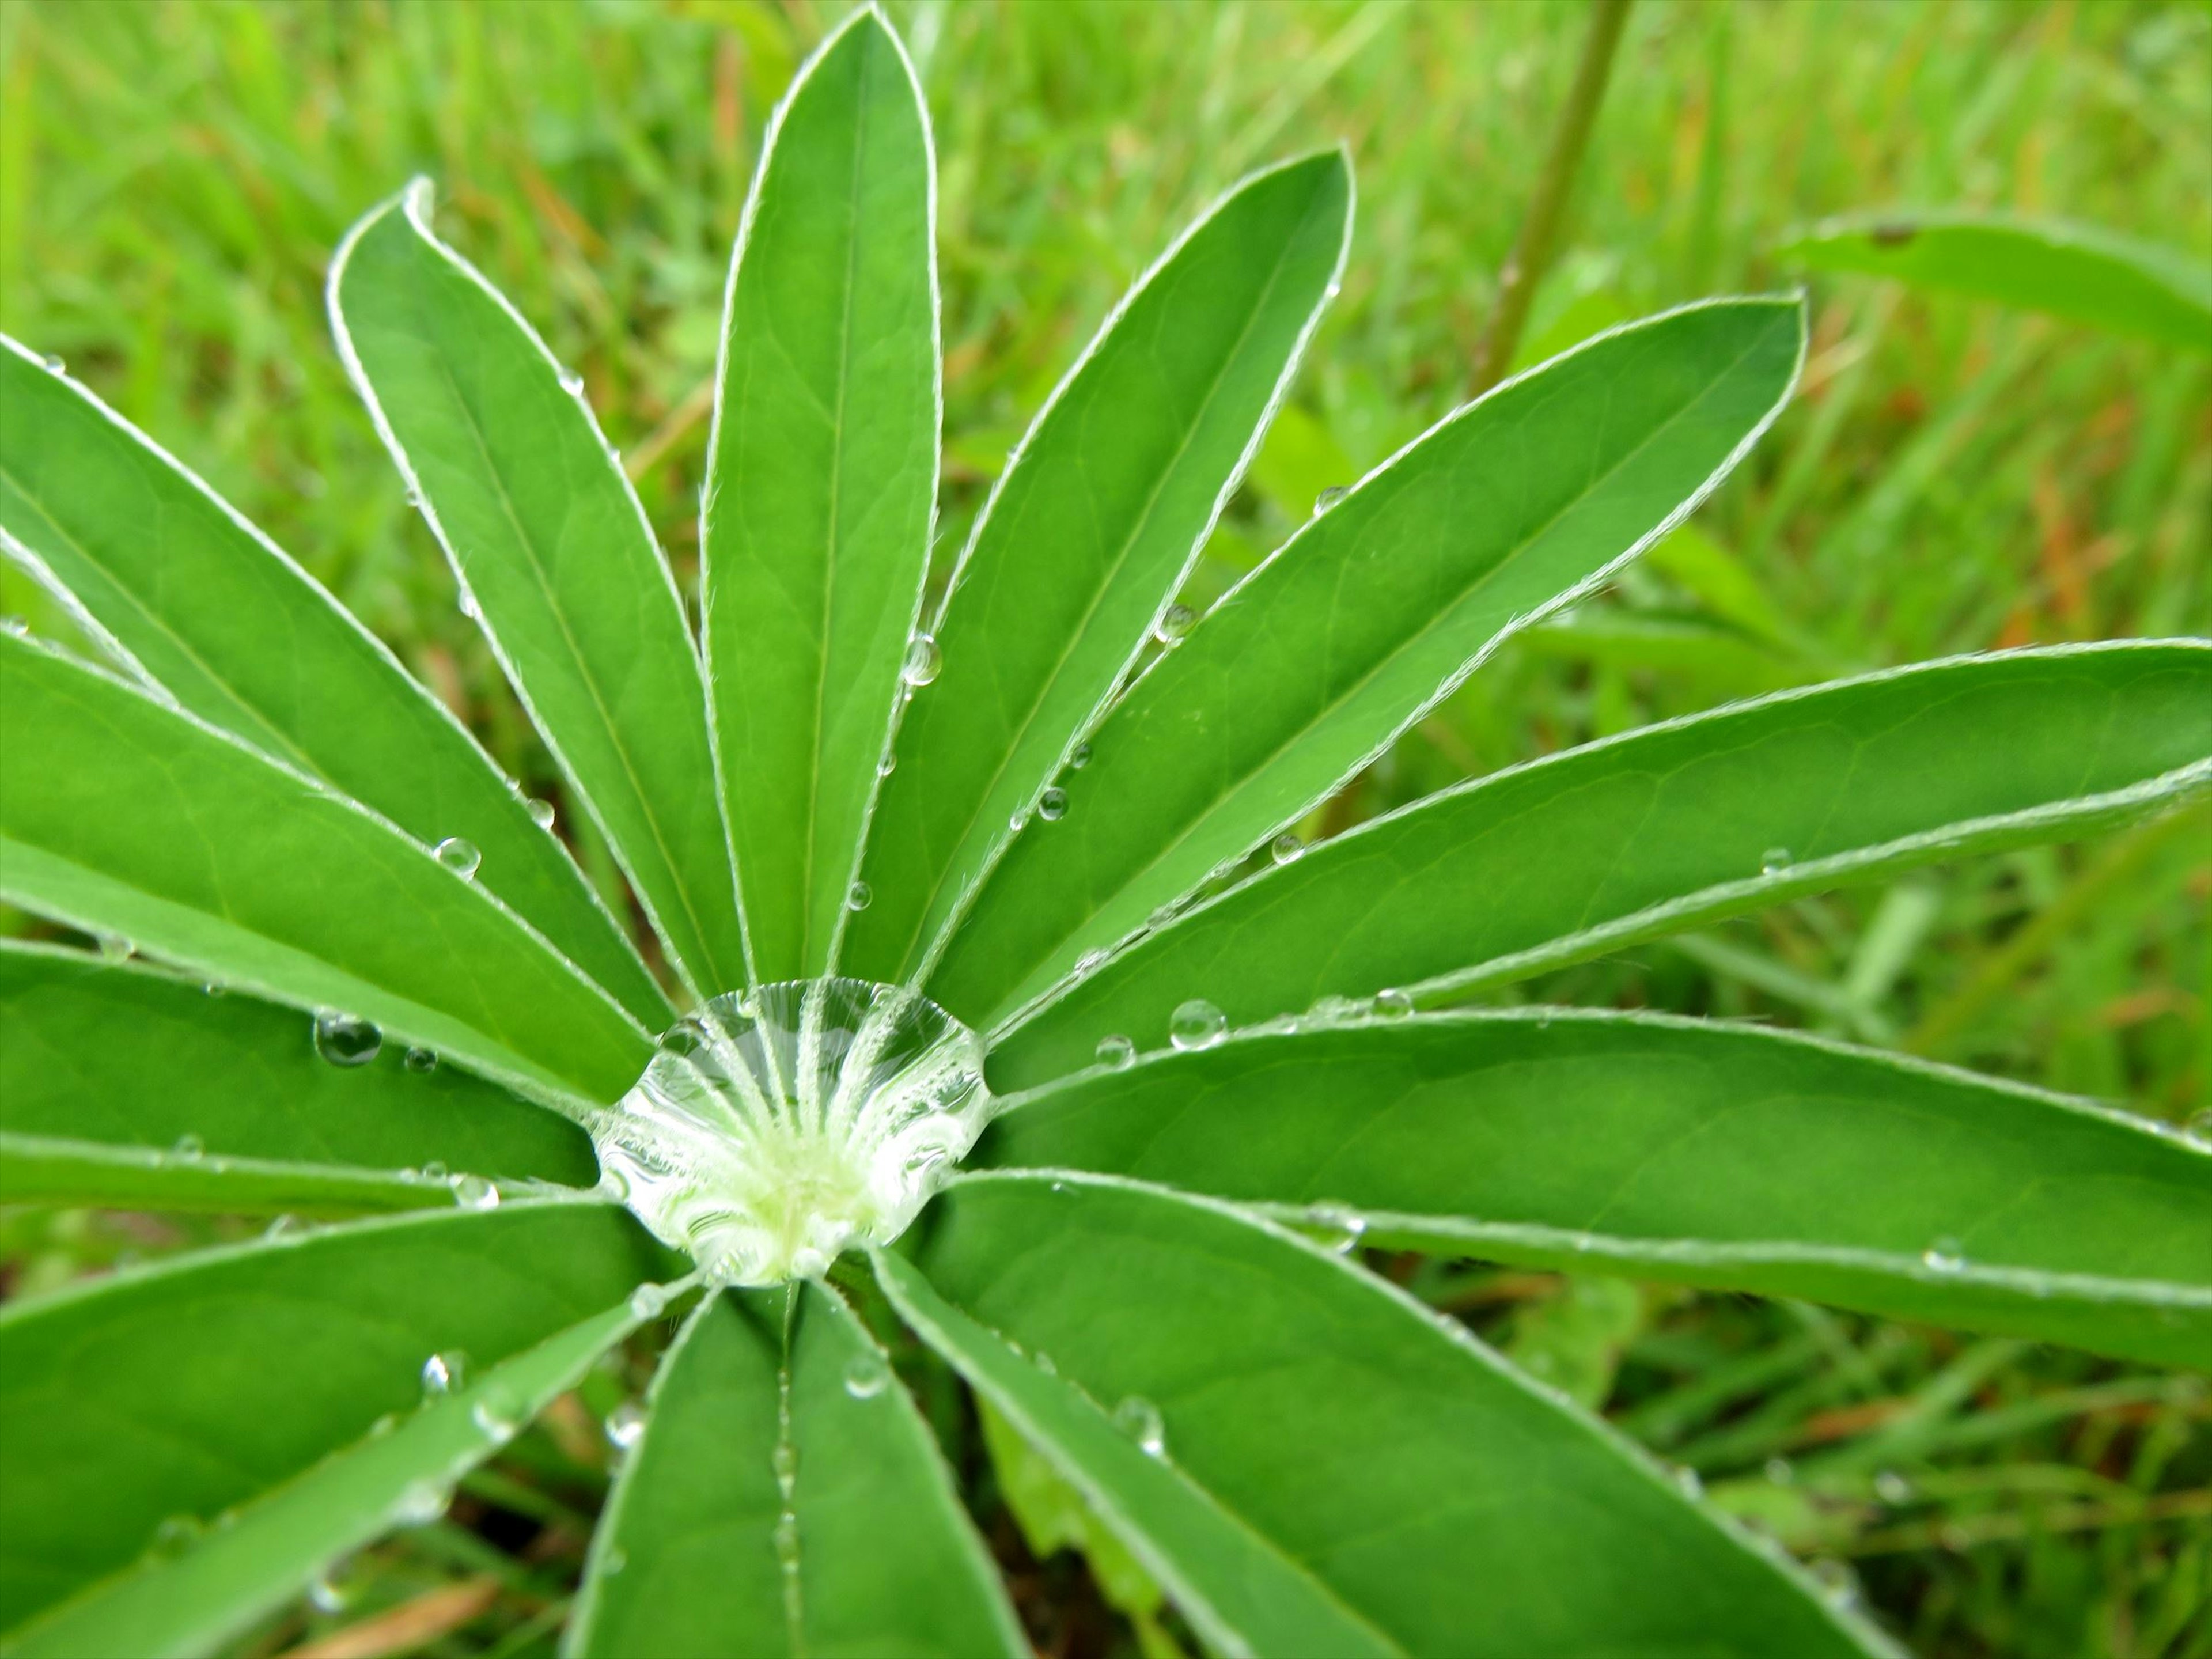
xmin=1 ymin=6 xmax=2208 ymax=1654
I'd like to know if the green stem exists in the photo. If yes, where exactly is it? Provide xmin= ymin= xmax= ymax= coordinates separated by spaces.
xmin=1469 ymin=0 xmax=1635 ymax=395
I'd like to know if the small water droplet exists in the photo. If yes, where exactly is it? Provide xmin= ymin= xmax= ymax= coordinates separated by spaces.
xmin=525 ymin=797 xmax=556 ymax=831
xmin=1312 ymin=485 xmax=1348 ymax=515
xmin=1373 ymin=987 xmax=1415 ymax=1019
xmin=421 ymin=1350 xmax=467 ymax=1398
xmin=96 ymin=932 xmax=132 ymax=962
xmin=876 ymin=751 xmax=897 ymax=777
xmin=152 ymin=1514 xmax=204 ymax=1556
xmin=1808 ymin=1556 xmax=1860 ymax=1608
xmin=1112 ymin=1396 xmax=1166 ymax=1458
xmin=1759 ymin=846 xmax=1792 ymax=876
xmin=774 ymin=1509 xmax=801 ymax=1568
xmin=1068 ymin=741 xmax=1092 ymax=770
xmin=471 ymin=1381 xmax=526 ymax=1443
xmin=1764 ymin=1457 xmax=1795 ymax=1486
xmin=171 ymin=1133 xmax=204 ymax=1162
xmin=558 ymin=366 xmax=586 ymax=396
xmin=404 ymin=1046 xmax=438 ymax=1074
xmin=1921 ymin=1236 xmax=1966 ymax=1273
xmin=421 ymin=1160 xmax=449 ymax=1181
xmin=1302 ymin=993 xmax=1365 ymax=1029
xmin=0 ymin=616 xmax=26 ymax=638
xmin=605 ymin=1400 xmax=648 ymax=1452
xmin=391 ymin=1479 xmax=449 ymax=1527
xmin=1675 ymin=1465 xmax=1705 ymax=1501
xmin=458 ymin=589 xmax=479 ymax=620
xmin=1304 ymin=1200 xmax=1367 ymax=1255
xmin=1152 ymin=603 xmax=1196 ymax=645
xmin=306 ymin=1572 xmax=347 ymax=1614
xmin=1037 ymin=786 xmax=1069 ymax=822
xmin=41 ymin=354 xmax=65 ymax=374
xmin=1007 ymin=809 xmax=1030 ymax=833
xmin=1095 ymin=1033 xmax=1136 ymax=1070
xmin=900 ymin=634 xmax=942 ymax=687
xmin=1873 ymin=1469 xmax=1912 ymax=1505
xmin=843 ymin=1353 xmax=890 ymax=1400
xmin=450 ymin=1173 xmax=499 ymax=1211
xmin=367 ymin=1412 xmax=398 ymax=1439
xmin=601 ymin=1546 xmax=628 ymax=1576
xmin=202 ymin=980 xmax=227 ymax=997
xmin=1168 ymin=998 xmax=1226 ymax=1051
xmin=846 ymin=880 xmax=873 ymax=912
xmin=1033 ymin=1351 xmax=1057 ymax=1376
xmin=1270 ymin=832 xmax=1305 ymax=866
xmin=434 ymin=836 xmax=480 ymax=880
xmin=629 ymin=1282 xmax=668 ymax=1320
xmin=313 ymin=1010 xmax=383 ymax=1067
xmin=772 ymin=1441 xmax=799 ymax=1494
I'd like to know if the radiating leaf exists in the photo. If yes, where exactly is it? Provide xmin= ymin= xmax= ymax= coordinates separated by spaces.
xmin=991 ymin=643 xmax=2212 ymax=1085
xmin=980 ymin=1013 xmax=2212 ymax=1370
xmin=329 ymin=183 xmax=747 ymax=1001
xmin=886 ymin=1172 xmax=1885 ymax=1658
xmin=846 ymin=150 xmax=1353 ymax=984
xmin=0 ymin=1203 xmax=670 ymax=1643
xmin=702 ymin=12 xmax=938 ymax=984
xmin=570 ymin=1281 xmax=1022 ymax=1658
xmin=0 ymin=941 xmax=594 ymax=1211
xmin=929 ymin=298 xmax=1808 ymax=1030
xmin=0 ymin=635 xmax=650 ymax=1109
xmin=0 ymin=339 xmax=670 ymax=1030
xmin=1781 ymin=213 xmax=2212 ymax=351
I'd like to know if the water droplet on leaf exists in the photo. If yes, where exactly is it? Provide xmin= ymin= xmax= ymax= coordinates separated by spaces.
xmin=525 ymin=797 xmax=556 ymax=831
xmin=1270 ymin=832 xmax=1305 ymax=865
xmin=434 ymin=836 xmax=480 ymax=879
xmin=558 ymin=366 xmax=586 ymax=395
xmin=1373 ymin=987 xmax=1414 ymax=1019
xmin=1037 ymin=786 xmax=1069 ymax=821
xmin=313 ymin=1010 xmax=382 ymax=1067
xmin=1068 ymin=741 xmax=1092 ymax=770
xmin=1759 ymin=846 xmax=1792 ymax=876
xmin=1304 ymin=1201 xmax=1366 ymax=1255
xmin=1675 ymin=1465 xmax=1705 ymax=1501
xmin=629 ymin=1282 xmax=668 ymax=1320
xmin=96 ymin=932 xmax=132 ymax=962
xmin=605 ymin=1400 xmax=648 ymax=1452
xmin=41 ymin=354 xmax=65 ymax=374
xmin=450 ymin=1173 xmax=499 ymax=1211
xmin=404 ymin=1046 xmax=438 ymax=1073
xmin=1152 ymin=603 xmax=1196 ymax=645
xmin=900 ymin=634 xmax=942 ymax=686
xmin=1168 ymin=998 xmax=1226 ymax=1051
xmin=421 ymin=1350 xmax=467 ymax=1398
xmin=171 ymin=1133 xmax=204 ymax=1162
xmin=1312 ymin=485 xmax=1348 ymax=515
xmin=391 ymin=1479 xmax=449 ymax=1527
xmin=843 ymin=1353 xmax=890 ymax=1400
xmin=1112 ymin=1395 xmax=1166 ymax=1458
xmin=1095 ymin=1033 xmax=1135 ymax=1070
xmin=846 ymin=880 xmax=873 ymax=912
xmin=1921 ymin=1236 xmax=1966 ymax=1273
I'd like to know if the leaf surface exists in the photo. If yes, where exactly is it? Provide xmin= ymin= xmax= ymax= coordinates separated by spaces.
xmin=886 ymin=1173 xmax=1885 ymax=1658
xmin=991 ymin=643 xmax=2212 ymax=1085
xmin=0 ymin=636 xmax=650 ymax=1109
xmin=1781 ymin=213 xmax=2212 ymax=350
xmin=981 ymin=1013 xmax=2212 ymax=1369
xmin=703 ymin=12 xmax=939 ymax=983
xmin=330 ymin=185 xmax=747 ymax=1000
xmin=570 ymin=1282 xmax=1022 ymax=1658
xmin=0 ymin=941 xmax=594 ymax=1211
xmin=0 ymin=339 xmax=669 ymax=1029
xmin=846 ymin=151 xmax=1353 ymax=983
xmin=0 ymin=1203 xmax=669 ymax=1645
xmin=929 ymin=298 xmax=1806 ymax=1029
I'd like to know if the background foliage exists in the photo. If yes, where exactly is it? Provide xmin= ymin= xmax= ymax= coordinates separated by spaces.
xmin=1 ymin=2 xmax=2206 ymax=1655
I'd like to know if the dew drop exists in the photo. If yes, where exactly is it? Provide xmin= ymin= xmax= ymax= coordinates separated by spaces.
xmin=1152 ymin=603 xmax=1196 ymax=645
xmin=876 ymin=751 xmax=897 ymax=778
xmin=1270 ymin=832 xmax=1305 ymax=866
xmin=391 ymin=1479 xmax=450 ymax=1527
xmin=1095 ymin=1033 xmax=1136 ymax=1070
xmin=525 ymin=797 xmax=556 ymax=831
xmin=1808 ymin=1556 xmax=1860 ymax=1609
xmin=1112 ymin=1395 xmax=1166 ymax=1458
xmin=203 ymin=981 xmax=228 ymax=997
xmin=1305 ymin=1200 xmax=1367 ymax=1255
xmin=1168 ymin=998 xmax=1226 ymax=1052
xmin=459 ymin=589 xmax=480 ymax=620
xmin=306 ymin=1572 xmax=347 ymax=1614
xmin=152 ymin=1514 xmax=204 ymax=1556
xmin=421 ymin=1161 xmax=449 ymax=1181
xmin=404 ymin=1046 xmax=438 ymax=1074
xmin=0 ymin=616 xmax=26 ymax=638
xmin=1373 ymin=987 xmax=1415 ymax=1019
xmin=171 ymin=1133 xmax=205 ymax=1162
xmin=421 ymin=1350 xmax=467 ymax=1398
xmin=1068 ymin=741 xmax=1092 ymax=770
xmin=1675 ymin=1465 xmax=1705 ymax=1501
xmin=471 ymin=1381 xmax=526 ymax=1444
xmin=900 ymin=634 xmax=942 ymax=687
xmin=1036 ymin=786 xmax=1069 ymax=822
xmin=450 ymin=1173 xmax=499 ymax=1211
xmin=1764 ymin=1456 xmax=1796 ymax=1486
xmin=434 ymin=836 xmax=481 ymax=880
xmin=629 ymin=1282 xmax=669 ymax=1320
xmin=605 ymin=1400 xmax=648 ymax=1452
xmin=1008 ymin=809 xmax=1031 ymax=834
xmin=1873 ymin=1469 xmax=1912 ymax=1505
xmin=843 ymin=1353 xmax=890 ymax=1400
xmin=1759 ymin=846 xmax=1792 ymax=876
xmin=601 ymin=1546 xmax=628 ymax=1575
xmin=96 ymin=932 xmax=133 ymax=963
xmin=774 ymin=1509 xmax=801 ymax=1568
xmin=313 ymin=1010 xmax=383 ymax=1067
xmin=1921 ymin=1236 xmax=1966 ymax=1273
xmin=1312 ymin=485 xmax=1349 ymax=515
xmin=41 ymin=354 xmax=65 ymax=374
xmin=846 ymin=880 xmax=873 ymax=912
xmin=558 ymin=366 xmax=586 ymax=396
xmin=772 ymin=1441 xmax=800 ymax=1494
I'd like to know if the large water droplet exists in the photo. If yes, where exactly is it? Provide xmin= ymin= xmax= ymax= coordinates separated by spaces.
xmin=900 ymin=635 xmax=942 ymax=687
xmin=421 ymin=1350 xmax=467 ymax=1398
xmin=843 ymin=1353 xmax=890 ymax=1400
xmin=605 ymin=1400 xmax=648 ymax=1452
xmin=586 ymin=980 xmax=993 ymax=1286
xmin=450 ymin=1173 xmax=499 ymax=1211
xmin=434 ymin=836 xmax=481 ymax=880
xmin=1312 ymin=485 xmax=1348 ymax=515
xmin=314 ymin=1010 xmax=382 ymax=1067
xmin=1152 ymin=603 xmax=1196 ymax=645
xmin=846 ymin=880 xmax=873 ymax=912
xmin=1759 ymin=846 xmax=1792 ymax=877
xmin=1921 ymin=1236 xmax=1966 ymax=1273
xmin=1112 ymin=1396 xmax=1166 ymax=1458
xmin=1270 ymin=832 xmax=1305 ymax=866
xmin=1037 ymin=786 xmax=1069 ymax=822
xmin=525 ymin=797 xmax=557 ymax=831
xmin=1095 ymin=1033 xmax=1136 ymax=1070
xmin=1168 ymin=999 xmax=1226 ymax=1052
xmin=1304 ymin=1200 xmax=1367 ymax=1255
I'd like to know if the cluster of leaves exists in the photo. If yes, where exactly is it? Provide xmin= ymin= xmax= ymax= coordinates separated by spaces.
xmin=2 ymin=6 xmax=2209 ymax=1657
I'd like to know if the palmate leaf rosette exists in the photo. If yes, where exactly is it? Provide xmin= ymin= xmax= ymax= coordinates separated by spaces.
xmin=0 ymin=9 xmax=2206 ymax=1656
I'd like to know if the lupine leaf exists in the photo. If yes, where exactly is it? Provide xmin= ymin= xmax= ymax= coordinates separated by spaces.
xmin=990 ymin=643 xmax=2212 ymax=1086
xmin=0 ymin=635 xmax=650 ymax=1109
xmin=929 ymin=298 xmax=1807 ymax=1030
xmin=0 ymin=1204 xmax=671 ymax=1643
xmin=329 ymin=183 xmax=748 ymax=1001
xmin=845 ymin=150 xmax=1353 ymax=984
xmin=703 ymin=11 xmax=940 ymax=984
xmin=980 ymin=1013 xmax=2212 ymax=1369
xmin=0 ymin=339 xmax=670 ymax=1031
xmin=1781 ymin=213 xmax=2212 ymax=351
xmin=0 ymin=941 xmax=595 ymax=1211
xmin=570 ymin=1281 xmax=1022 ymax=1658
xmin=887 ymin=1173 xmax=1887 ymax=1658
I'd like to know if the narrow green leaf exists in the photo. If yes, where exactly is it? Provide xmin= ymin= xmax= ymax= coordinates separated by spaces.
xmin=6 ymin=1296 xmax=645 ymax=1659
xmin=0 ymin=941 xmax=594 ymax=1211
xmin=0 ymin=1203 xmax=670 ymax=1643
xmin=0 ymin=339 xmax=671 ymax=1031
xmin=1780 ymin=213 xmax=2212 ymax=351
xmin=0 ymin=636 xmax=650 ymax=1109
xmin=329 ymin=183 xmax=748 ymax=1001
xmin=888 ymin=1173 xmax=1886 ymax=1658
xmin=991 ymin=642 xmax=2212 ymax=1086
xmin=929 ymin=298 xmax=1808 ymax=1030
xmin=846 ymin=150 xmax=1353 ymax=983
xmin=703 ymin=11 xmax=938 ymax=984
xmin=980 ymin=1013 xmax=2212 ymax=1370
xmin=570 ymin=1281 xmax=1022 ymax=1658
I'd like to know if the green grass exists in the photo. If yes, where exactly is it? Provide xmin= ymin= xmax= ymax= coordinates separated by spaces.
xmin=2 ymin=2 xmax=2206 ymax=1655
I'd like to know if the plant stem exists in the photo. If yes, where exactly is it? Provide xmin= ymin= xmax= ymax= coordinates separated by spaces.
xmin=1469 ymin=0 xmax=1635 ymax=395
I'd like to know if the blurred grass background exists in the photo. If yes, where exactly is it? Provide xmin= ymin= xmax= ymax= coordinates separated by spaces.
xmin=1 ymin=1 xmax=2207 ymax=1655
